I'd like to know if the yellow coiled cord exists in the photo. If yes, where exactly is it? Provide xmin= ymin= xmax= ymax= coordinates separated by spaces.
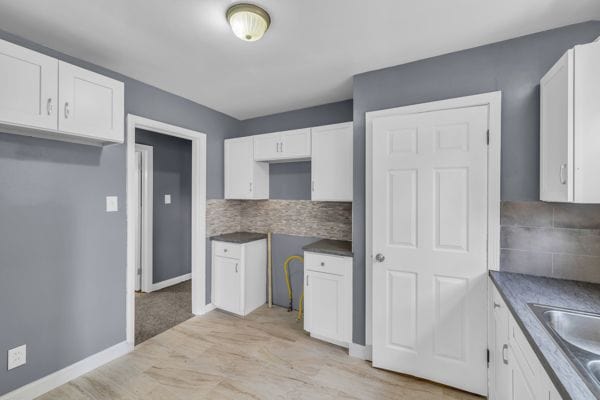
xmin=283 ymin=255 xmax=304 ymax=321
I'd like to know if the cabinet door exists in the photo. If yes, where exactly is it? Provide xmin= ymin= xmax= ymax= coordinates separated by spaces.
xmin=0 ymin=39 xmax=58 ymax=130
xmin=493 ymin=291 xmax=511 ymax=400
xmin=225 ymin=137 xmax=254 ymax=199
xmin=58 ymin=61 xmax=124 ymax=143
xmin=510 ymin=349 xmax=537 ymax=400
xmin=253 ymin=132 xmax=281 ymax=161
xmin=304 ymin=270 xmax=346 ymax=342
xmin=311 ymin=123 xmax=353 ymax=201
xmin=280 ymin=128 xmax=311 ymax=159
xmin=540 ymin=51 xmax=573 ymax=202
xmin=213 ymin=255 xmax=241 ymax=314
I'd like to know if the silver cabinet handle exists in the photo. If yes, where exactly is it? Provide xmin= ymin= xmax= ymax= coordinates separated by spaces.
xmin=249 ymin=182 xmax=253 ymax=192
xmin=46 ymin=98 xmax=53 ymax=115
xmin=306 ymin=275 xmax=309 ymax=286
xmin=64 ymin=102 xmax=70 ymax=119
xmin=559 ymin=163 xmax=567 ymax=185
xmin=235 ymin=263 xmax=238 ymax=273
xmin=502 ymin=344 xmax=509 ymax=365
xmin=375 ymin=253 xmax=385 ymax=262
xmin=280 ymin=142 xmax=284 ymax=153
xmin=276 ymin=142 xmax=279 ymax=153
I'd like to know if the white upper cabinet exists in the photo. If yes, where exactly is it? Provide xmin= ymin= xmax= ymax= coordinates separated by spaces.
xmin=311 ymin=122 xmax=353 ymax=201
xmin=540 ymin=40 xmax=600 ymax=203
xmin=58 ymin=61 xmax=124 ymax=143
xmin=224 ymin=136 xmax=269 ymax=200
xmin=0 ymin=38 xmax=124 ymax=146
xmin=253 ymin=128 xmax=311 ymax=162
xmin=0 ymin=39 xmax=58 ymax=131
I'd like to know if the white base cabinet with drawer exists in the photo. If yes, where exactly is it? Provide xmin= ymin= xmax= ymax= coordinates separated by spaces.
xmin=303 ymin=252 xmax=352 ymax=347
xmin=212 ymin=239 xmax=267 ymax=316
xmin=490 ymin=282 xmax=563 ymax=400
xmin=0 ymin=38 xmax=124 ymax=146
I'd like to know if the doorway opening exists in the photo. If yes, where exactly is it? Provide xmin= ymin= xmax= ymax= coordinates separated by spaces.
xmin=126 ymin=115 xmax=208 ymax=348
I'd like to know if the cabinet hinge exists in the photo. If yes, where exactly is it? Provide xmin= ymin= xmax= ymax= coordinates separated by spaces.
xmin=487 ymin=348 xmax=490 ymax=366
xmin=486 ymin=130 xmax=490 ymax=146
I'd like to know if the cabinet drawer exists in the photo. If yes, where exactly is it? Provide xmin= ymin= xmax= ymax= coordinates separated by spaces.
xmin=304 ymin=252 xmax=351 ymax=276
xmin=213 ymin=241 xmax=241 ymax=259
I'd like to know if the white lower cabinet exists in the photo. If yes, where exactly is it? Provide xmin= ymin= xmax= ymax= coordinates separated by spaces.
xmin=212 ymin=239 xmax=267 ymax=316
xmin=303 ymin=252 xmax=352 ymax=347
xmin=490 ymin=282 xmax=563 ymax=400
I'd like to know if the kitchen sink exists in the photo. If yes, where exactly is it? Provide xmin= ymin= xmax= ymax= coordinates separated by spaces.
xmin=529 ymin=304 xmax=600 ymax=398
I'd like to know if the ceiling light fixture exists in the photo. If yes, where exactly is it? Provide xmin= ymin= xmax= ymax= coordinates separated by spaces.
xmin=226 ymin=3 xmax=271 ymax=42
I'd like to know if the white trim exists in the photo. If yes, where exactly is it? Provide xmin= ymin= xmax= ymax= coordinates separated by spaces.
xmin=349 ymin=343 xmax=372 ymax=361
xmin=126 ymin=115 xmax=207 ymax=347
xmin=195 ymin=303 xmax=216 ymax=315
xmin=134 ymin=144 xmax=154 ymax=293
xmin=364 ymin=91 xmax=502 ymax=347
xmin=0 ymin=341 xmax=131 ymax=400
xmin=151 ymin=273 xmax=191 ymax=292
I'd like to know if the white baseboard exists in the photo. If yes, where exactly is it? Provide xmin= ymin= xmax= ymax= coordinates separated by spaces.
xmin=1 ymin=341 xmax=132 ymax=400
xmin=150 ymin=273 xmax=191 ymax=292
xmin=349 ymin=343 xmax=372 ymax=361
xmin=194 ymin=303 xmax=216 ymax=316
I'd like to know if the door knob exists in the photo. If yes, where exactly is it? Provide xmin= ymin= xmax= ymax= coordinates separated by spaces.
xmin=375 ymin=253 xmax=385 ymax=262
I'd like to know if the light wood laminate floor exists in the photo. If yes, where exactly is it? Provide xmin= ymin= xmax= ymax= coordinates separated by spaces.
xmin=38 ymin=306 xmax=483 ymax=399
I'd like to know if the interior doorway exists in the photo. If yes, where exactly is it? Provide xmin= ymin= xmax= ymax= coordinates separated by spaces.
xmin=126 ymin=115 xmax=208 ymax=348
xmin=134 ymin=143 xmax=153 ymax=293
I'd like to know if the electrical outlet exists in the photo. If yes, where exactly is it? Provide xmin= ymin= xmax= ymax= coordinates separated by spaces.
xmin=8 ymin=345 xmax=26 ymax=370
xmin=106 ymin=196 xmax=118 ymax=212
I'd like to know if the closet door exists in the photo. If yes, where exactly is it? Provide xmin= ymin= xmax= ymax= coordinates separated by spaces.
xmin=0 ymin=38 xmax=58 ymax=130
xmin=58 ymin=61 xmax=124 ymax=143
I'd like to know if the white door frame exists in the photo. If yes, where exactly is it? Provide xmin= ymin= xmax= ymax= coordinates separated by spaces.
xmin=365 ymin=91 xmax=502 ymax=349
xmin=134 ymin=143 xmax=154 ymax=293
xmin=126 ymin=115 xmax=208 ymax=347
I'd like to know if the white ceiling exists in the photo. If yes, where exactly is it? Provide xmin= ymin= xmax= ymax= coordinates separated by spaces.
xmin=1 ymin=1 xmax=599 ymax=120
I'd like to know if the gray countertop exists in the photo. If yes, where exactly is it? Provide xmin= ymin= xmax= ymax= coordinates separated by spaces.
xmin=210 ymin=232 xmax=267 ymax=244
xmin=302 ymin=239 xmax=353 ymax=257
xmin=490 ymin=271 xmax=600 ymax=400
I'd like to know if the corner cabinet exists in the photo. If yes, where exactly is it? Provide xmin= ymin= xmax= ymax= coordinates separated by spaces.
xmin=224 ymin=136 xmax=269 ymax=200
xmin=303 ymin=252 xmax=352 ymax=347
xmin=490 ymin=282 xmax=563 ymax=400
xmin=540 ymin=40 xmax=600 ymax=203
xmin=212 ymin=239 xmax=267 ymax=316
xmin=0 ymin=38 xmax=124 ymax=146
xmin=311 ymin=122 xmax=353 ymax=201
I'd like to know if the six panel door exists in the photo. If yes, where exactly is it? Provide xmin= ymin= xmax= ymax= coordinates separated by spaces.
xmin=372 ymin=105 xmax=489 ymax=395
xmin=58 ymin=61 xmax=124 ymax=142
xmin=0 ymin=38 xmax=58 ymax=130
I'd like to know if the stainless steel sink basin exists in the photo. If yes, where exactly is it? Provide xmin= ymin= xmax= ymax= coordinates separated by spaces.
xmin=530 ymin=304 xmax=600 ymax=398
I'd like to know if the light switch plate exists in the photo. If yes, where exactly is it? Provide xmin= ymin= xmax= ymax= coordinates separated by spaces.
xmin=8 ymin=345 xmax=26 ymax=370
xmin=106 ymin=196 xmax=118 ymax=212
xmin=164 ymin=194 xmax=171 ymax=204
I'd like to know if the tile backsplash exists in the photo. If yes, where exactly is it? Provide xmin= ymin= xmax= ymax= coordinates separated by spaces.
xmin=206 ymin=199 xmax=352 ymax=241
xmin=500 ymin=201 xmax=600 ymax=284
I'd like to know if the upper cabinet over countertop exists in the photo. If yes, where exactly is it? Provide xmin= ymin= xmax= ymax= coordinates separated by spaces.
xmin=540 ymin=40 xmax=600 ymax=203
xmin=0 ymin=38 xmax=124 ymax=146
xmin=224 ymin=122 xmax=353 ymax=201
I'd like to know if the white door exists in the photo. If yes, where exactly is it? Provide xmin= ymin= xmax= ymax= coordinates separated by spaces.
xmin=0 ymin=38 xmax=58 ymax=130
xmin=304 ymin=270 xmax=344 ymax=341
xmin=58 ymin=61 xmax=124 ymax=142
xmin=311 ymin=123 xmax=353 ymax=201
xmin=253 ymin=132 xmax=280 ymax=161
xmin=372 ymin=105 xmax=489 ymax=395
xmin=225 ymin=137 xmax=254 ymax=199
xmin=135 ymin=151 xmax=142 ymax=291
xmin=280 ymin=128 xmax=311 ymax=159
xmin=214 ymin=255 xmax=241 ymax=314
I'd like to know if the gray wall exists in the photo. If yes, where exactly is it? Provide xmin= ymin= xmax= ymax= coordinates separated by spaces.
xmin=239 ymin=99 xmax=353 ymax=201
xmin=136 ymin=129 xmax=192 ymax=283
xmin=351 ymin=21 xmax=600 ymax=345
xmin=0 ymin=30 xmax=239 ymax=396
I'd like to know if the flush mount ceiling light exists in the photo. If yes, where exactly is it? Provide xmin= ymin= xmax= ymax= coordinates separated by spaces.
xmin=226 ymin=3 xmax=271 ymax=42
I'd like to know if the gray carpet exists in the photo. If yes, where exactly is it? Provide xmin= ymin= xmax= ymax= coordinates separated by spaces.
xmin=135 ymin=280 xmax=193 ymax=345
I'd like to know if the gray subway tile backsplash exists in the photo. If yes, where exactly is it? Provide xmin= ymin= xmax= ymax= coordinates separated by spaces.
xmin=500 ymin=201 xmax=600 ymax=284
